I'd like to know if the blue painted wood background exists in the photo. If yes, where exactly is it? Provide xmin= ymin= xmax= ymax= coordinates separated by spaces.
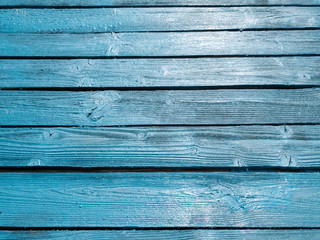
xmin=0 ymin=1 xmax=320 ymax=239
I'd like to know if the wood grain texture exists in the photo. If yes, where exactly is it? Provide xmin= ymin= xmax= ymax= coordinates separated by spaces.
xmin=0 ymin=125 xmax=319 ymax=167
xmin=1 ymin=0 xmax=320 ymax=6
xmin=1 ymin=31 xmax=319 ymax=57
xmin=1 ymin=172 xmax=320 ymax=227
xmin=0 ymin=89 xmax=319 ymax=126
xmin=1 ymin=230 xmax=320 ymax=240
xmin=2 ymin=7 xmax=320 ymax=33
xmin=1 ymin=57 xmax=320 ymax=88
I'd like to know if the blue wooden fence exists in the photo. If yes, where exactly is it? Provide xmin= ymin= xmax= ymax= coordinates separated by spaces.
xmin=0 ymin=1 xmax=320 ymax=239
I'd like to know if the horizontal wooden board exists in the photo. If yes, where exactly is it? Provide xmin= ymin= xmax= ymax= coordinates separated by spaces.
xmin=0 ymin=89 xmax=319 ymax=126
xmin=2 ymin=7 xmax=320 ymax=33
xmin=1 ymin=31 xmax=319 ymax=57
xmin=1 ymin=57 xmax=320 ymax=88
xmin=1 ymin=172 xmax=320 ymax=227
xmin=1 ymin=125 xmax=320 ymax=167
xmin=1 ymin=230 xmax=320 ymax=240
xmin=1 ymin=0 xmax=320 ymax=6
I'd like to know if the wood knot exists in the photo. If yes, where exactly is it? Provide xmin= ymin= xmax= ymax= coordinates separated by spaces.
xmin=280 ymin=125 xmax=293 ymax=138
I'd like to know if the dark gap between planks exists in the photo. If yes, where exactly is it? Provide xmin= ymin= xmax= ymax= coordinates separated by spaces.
xmin=1 ymin=54 xmax=319 ymax=59
xmin=1 ymin=227 xmax=320 ymax=231
xmin=1 ymin=85 xmax=319 ymax=91
xmin=1 ymin=166 xmax=320 ymax=173
xmin=1 ymin=28 xmax=320 ymax=34
xmin=1 ymin=123 xmax=320 ymax=128
xmin=2 ymin=5 xmax=320 ymax=8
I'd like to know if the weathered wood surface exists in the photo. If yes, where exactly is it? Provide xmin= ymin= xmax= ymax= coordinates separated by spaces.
xmin=1 ymin=57 xmax=319 ymax=88
xmin=1 ymin=7 xmax=319 ymax=33
xmin=0 ymin=125 xmax=319 ymax=167
xmin=0 ymin=89 xmax=319 ymax=126
xmin=1 ymin=1 xmax=319 ymax=236
xmin=1 ymin=31 xmax=319 ymax=57
xmin=1 ymin=0 xmax=320 ymax=6
xmin=1 ymin=230 xmax=320 ymax=240
xmin=1 ymin=172 xmax=320 ymax=227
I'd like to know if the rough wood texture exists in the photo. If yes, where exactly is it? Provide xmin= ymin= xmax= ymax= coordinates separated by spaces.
xmin=0 ymin=125 xmax=319 ymax=168
xmin=1 ymin=57 xmax=320 ymax=88
xmin=1 ymin=0 xmax=320 ymax=6
xmin=1 ymin=31 xmax=319 ymax=57
xmin=1 ymin=230 xmax=320 ymax=240
xmin=0 ymin=89 xmax=319 ymax=126
xmin=1 ymin=1 xmax=319 ymax=236
xmin=1 ymin=172 xmax=320 ymax=227
xmin=2 ymin=7 xmax=319 ymax=33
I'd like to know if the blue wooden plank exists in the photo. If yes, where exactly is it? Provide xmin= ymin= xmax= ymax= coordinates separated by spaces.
xmin=1 ymin=0 xmax=320 ymax=6
xmin=0 ymin=125 xmax=319 ymax=167
xmin=0 ymin=1 xmax=319 ymax=235
xmin=1 ymin=57 xmax=319 ymax=88
xmin=0 ymin=89 xmax=319 ymax=126
xmin=1 ymin=31 xmax=319 ymax=57
xmin=1 ymin=7 xmax=319 ymax=33
xmin=0 ymin=172 xmax=320 ymax=227
xmin=1 ymin=230 xmax=320 ymax=240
